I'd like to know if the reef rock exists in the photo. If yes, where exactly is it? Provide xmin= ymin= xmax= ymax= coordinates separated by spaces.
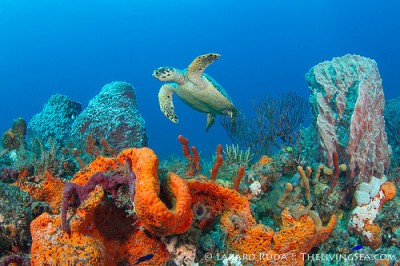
xmin=385 ymin=96 xmax=400 ymax=160
xmin=28 ymin=94 xmax=82 ymax=145
xmin=306 ymin=54 xmax=389 ymax=184
xmin=0 ymin=182 xmax=36 ymax=254
xmin=70 ymin=81 xmax=147 ymax=151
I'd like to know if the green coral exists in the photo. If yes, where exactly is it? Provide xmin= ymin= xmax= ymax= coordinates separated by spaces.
xmin=223 ymin=144 xmax=254 ymax=167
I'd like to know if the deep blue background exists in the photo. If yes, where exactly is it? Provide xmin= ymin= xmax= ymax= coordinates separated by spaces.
xmin=1 ymin=0 xmax=399 ymax=158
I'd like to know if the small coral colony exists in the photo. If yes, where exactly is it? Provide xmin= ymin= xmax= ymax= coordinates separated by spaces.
xmin=0 ymin=54 xmax=399 ymax=266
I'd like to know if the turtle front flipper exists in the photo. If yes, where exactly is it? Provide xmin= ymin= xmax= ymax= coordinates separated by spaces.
xmin=206 ymin=113 xmax=216 ymax=132
xmin=187 ymin=53 xmax=220 ymax=86
xmin=158 ymin=84 xmax=178 ymax=123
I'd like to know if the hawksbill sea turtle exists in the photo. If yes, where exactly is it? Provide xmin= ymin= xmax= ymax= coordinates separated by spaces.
xmin=152 ymin=53 xmax=238 ymax=131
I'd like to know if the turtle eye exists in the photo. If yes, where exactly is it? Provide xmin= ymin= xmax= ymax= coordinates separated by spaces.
xmin=153 ymin=69 xmax=162 ymax=76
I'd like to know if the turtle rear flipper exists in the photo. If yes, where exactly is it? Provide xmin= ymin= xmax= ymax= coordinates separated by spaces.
xmin=206 ymin=113 xmax=216 ymax=132
xmin=187 ymin=53 xmax=220 ymax=86
xmin=158 ymin=84 xmax=178 ymax=123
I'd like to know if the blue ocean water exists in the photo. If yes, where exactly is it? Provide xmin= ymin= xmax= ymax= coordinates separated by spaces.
xmin=0 ymin=0 xmax=399 ymax=158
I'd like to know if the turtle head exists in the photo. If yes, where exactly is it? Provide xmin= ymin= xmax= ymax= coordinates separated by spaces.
xmin=153 ymin=67 xmax=180 ymax=82
xmin=153 ymin=67 xmax=174 ymax=79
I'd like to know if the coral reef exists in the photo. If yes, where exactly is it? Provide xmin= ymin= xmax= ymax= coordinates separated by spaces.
xmin=29 ymin=148 xmax=186 ymax=264
xmin=177 ymin=138 xmax=337 ymax=265
xmin=70 ymin=81 xmax=148 ymax=152
xmin=186 ymin=176 xmax=336 ymax=265
xmin=28 ymin=145 xmax=337 ymax=265
xmin=28 ymin=94 xmax=82 ymax=146
xmin=30 ymin=187 xmax=170 ymax=265
xmin=1 ymin=54 xmax=399 ymax=265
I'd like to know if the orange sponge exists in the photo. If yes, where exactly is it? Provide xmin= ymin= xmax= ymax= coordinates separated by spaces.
xmin=14 ymin=171 xmax=64 ymax=213
xmin=221 ymin=207 xmax=336 ymax=265
xmin=186 ymin=179 xmax=255 ymax=229
xmin=31 ymin=185 xmax=170 ymax=265
xmin=116 ymin=148 xmax=193 ymax=236
xmin=70 ymin=147 xmax=193 ymax=237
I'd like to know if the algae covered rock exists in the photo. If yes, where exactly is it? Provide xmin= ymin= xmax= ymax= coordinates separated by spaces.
xmin=385 ymin=97 xmax=400 ymax=161
xmin=70 ymin=81 xmax=147 ymax=151
xmin=28 ymin=94 xmax=82 ymax=145
xmin=1 ymin=118 xmax=27 ymax=150
xmin=385 ymin=97 xmax=400 ymax=145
